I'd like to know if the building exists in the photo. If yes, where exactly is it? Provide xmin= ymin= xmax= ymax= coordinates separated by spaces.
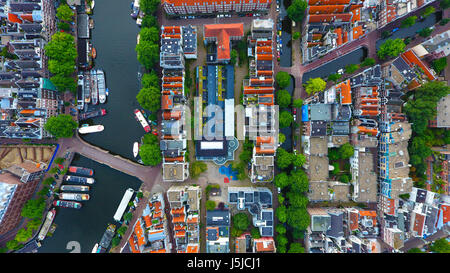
xmin=194 ymin=65 xmax=238 ymax=165
xmin=228 ymin=187 xmax=274 ymax=237
xmin=203 ymin=23 xmax=244 ymax=64
xmin=0 ymin=161 xmax=46 ymax=234
xmin=206 ymin=209 xmax=230 ymax=253
xmin=378 ymin=0 xmax=436 ymax=28
xmin=161 ymin=0 xmax=272 ymax=16
xmin=167 ymin=185 xmax=201 ymax=253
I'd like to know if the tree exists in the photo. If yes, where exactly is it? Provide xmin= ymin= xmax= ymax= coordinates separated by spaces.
xmin=408 ymin=248 xmax=424 ymax=253
xmin=276 ymin=148 xmax=293 ymax=169
xmin=292 ymin=153 xmax=306 ymax=168
xmin=274 ymin=172 xmax=290 ymax=189
xmin=111 ymin=235 xmax=121 ymax=248
xmin=339 ymin=143 xmax=354 ymax=159
xmin=287 ymin=207 xmax=310 ymax=231
xmin=292 ymin=228 xmax=305 ymax=240
xmin=275 ymin=224 xmax=286 ymax=235
xmin=123 ymin=212 xmax=133 ymax=222
xmin=292 ymin=98 xmax=303 ymax=108
xmin=50 ymin=74 xmax=77 ymax=93
xmin=54 ymin=157 xmax=65 ymax=165
xmin=276 ymin=234 xmax=288 ymax=247
xmin=429 ymin=238 xmax=450 ymax=253
xmin=135 ymin=41 xmax=159 ymax=70
xmin=278 ymin=133 xmax=286 ymax=145
xmin=43 ymin=177 xmax=55 ymax=186
xmin=377 ymin=39 xmax=406 ymax=60
xmin=56 ymin=4 xmax=74 ymax=22
xmin=276 ymin=205 xmax=287 ymax=223
xmin=190 ymin=161 xmax=207 ymax=179
xmin=288 ymin=242 xmax=305 ymax=253
xmin=239 ymin=149 xmax=252 ymax=164
xmin=206 ymin=200 xmax=216 ymax=211
xmin=276 ymin=71 xmax=291 ymax=89
xmin=45 ymin=32 xmax=77 ymax=62
xmin=57 ymin=22 xmax=70 ymax=31
xmin=44 ymin=114 xmax=78 ymax=139
xmin=279 ymin=110 xmax=294 ymax=128
xmin=418 ymin=27 xmax=433 ymax=38
xmin=433 ymin=57 xmax=447 ymax=74
xmin=141 ymin=15 xmax=158 ymax=28
xmin=6 ymin=240 xmax=22 ymax=251
xmin=233 ymin=213 xmax=250 ymax=231
xmin=290 ymin=169 xmax=309 ymax=193
xmin=37 ymin=186 xmax=50 ymax=197
xmin=250 ymin=227 xmax=261 ymax=239
xmin=231 ymin=227 xmax=244 ymax=237
xmin=345 ymin=64 xmax=360 ymax=74
xmin=136 ymin=86 xmax=161 ymax=112
xmin=230 ymin=49 xmax=238 ymax=66
xmin=287 ymin=0 xmax=308 ymax=22
xmin=140 ymin=0 xmax=160 ymax=14
xmin=292 ymin=32 xmax=301 ymax=40
xmin=361 ymin=57 xmax=376 ymax=67
xmin=304 ymin=77 xmax=326 ymax=95
xmin=139 ymin=27 xmax=160 ymax=44
xmin=401 ymin=16 xmax=417 ymax=28
xmin=422 ymin=6 xmax=435 ymax=18
xmin=142 ymin=133 xmax=158 ymax=145
xmin=286 ymin=192 xmax=308 ymax=208
xmin=48 ymin=59 xmax=75 ymax=77
xmin=381 ymin=30 xmax=391 ymax=39
xmin=277 ymin=89 xmax=292 ymax=108
xmin=328 ymin=73 xmax=342 ymax=82
xmin=139 ymin=144 xmax=162 ymax=166
xmin=15 ymin=228 xmax=32 ymax=243
xmin=441 ymin=0 xmax=450 ymax=9
xmin=117 ymin=226 xmax=128 ymax=236
xmin=277 ymin=245 xmax=287 ymax=253
xmin=331 ymin=162 xmax=341 ymax=176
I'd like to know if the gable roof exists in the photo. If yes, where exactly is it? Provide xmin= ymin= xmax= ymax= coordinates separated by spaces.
xmin=204 ymin=24 xmax=244 ymax=61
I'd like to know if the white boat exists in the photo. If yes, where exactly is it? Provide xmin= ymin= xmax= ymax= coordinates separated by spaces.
xmin=37 ymin=209 xmax=56 ymax=241
xmin=91 ymin=0 xmax=95 ymax=9
xmin=97 ymin=69 xmax=106 ymax=104
xmin=59 ymin=193 xmax=90 ymax=201
xmin=133 ymin=142 xmax=139 ymax=158
xmin=78 ymin=125 xmax=104 ymax=134
xmin=91 ymin=243 xmax=99 ymax=253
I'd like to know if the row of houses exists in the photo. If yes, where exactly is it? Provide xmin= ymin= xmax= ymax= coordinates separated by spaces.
xmin=159 ymin=25 xmax=197 ymax=182
xmin=161 ymin=0 xmax=272 ymax=16
xmin=128 ymin=193 xmax=172 ymax=253
xmin=378 ymin=0 xmax=436 ymax=28
xmin=0 ymin=0 xmax=59 ymax=140
xmin=167 ymin=185 xmax=201 ymax=253
xmin=243 ymin=19 xmax=278 ymax=183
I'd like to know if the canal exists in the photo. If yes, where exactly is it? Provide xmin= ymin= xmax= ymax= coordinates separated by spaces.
xmin=302 ymin=47 xmax=368 ymax=84
xmin=38 ymin=154 xmax=141 ymax=253
xmin=279 ymin=0 xmax=292 ymax=67
xmin=79 ymin=0 xmax=144 ymax=161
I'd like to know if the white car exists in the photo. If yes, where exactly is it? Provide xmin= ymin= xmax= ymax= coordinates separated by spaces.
xmin=277 ymin=187 xmax=281 ymax=194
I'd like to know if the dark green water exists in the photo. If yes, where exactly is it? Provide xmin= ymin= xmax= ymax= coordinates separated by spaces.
xmin=38 ymin=154 xmax=141 ymax=253
xmin=80 ymin=0 xmax=145 ymax=161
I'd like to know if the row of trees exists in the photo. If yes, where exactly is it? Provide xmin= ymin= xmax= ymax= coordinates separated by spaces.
xmin=44 ymin=114 xmax=78 ymax=139
xmin=404 ymin=81 xmax=450 ymax=186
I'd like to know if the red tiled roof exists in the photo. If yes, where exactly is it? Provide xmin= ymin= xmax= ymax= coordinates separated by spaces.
xmin=337 ymin=79 xmax=351 ymax=104
xmin=7 ymin=13 xmax=23 ymax=24
xmin=128 ymin=236 xmax=140 ymax=253
xmin=254 ymin=237 xmax=276 ymax=252
xmin=309 ymin=13 xmax=352 ymax=23
xmin=349 ymin=211 xmax=359 ymax=231
xmin=162 ymin=0 xmax=270 ymax=6
xmin=134 ymin=220 xmax=146 ymax=246
xmin=204 ymin=24 xmax=244 ymax=60
xmin=186 ymin=244 xmax=199 ymax=253
xmin=309 ymin=5 xmax=346 ymax=14
xmin=401 ymin=50 xmax=436 ymax=81
xmin=352 ymin=25 xmax=364 ymax=39
xmin=308 ymin=0 xmax=350 ymax=5
xmin=335 ymin=28 xmax=343 ymax=46
xmin=359 ymin=210 xmax=377 ymax=226
xmin=441 ymin=204 xmax=449 ymax=224
xmin=413 ymin=213 xmax=426 ymax=237
xmin=350 ymin=7 xmax=361 ymax=22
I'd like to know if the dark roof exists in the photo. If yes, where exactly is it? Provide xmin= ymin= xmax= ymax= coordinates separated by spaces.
xmin=326 ymin=211 xmax=344 ymax=239
xmin=206 ymin=209 xmax=230 ymax=227
xmin=311 ymin=120 xmax=327 ymax=136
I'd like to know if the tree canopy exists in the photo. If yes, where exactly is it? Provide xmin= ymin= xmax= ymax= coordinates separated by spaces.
xmin=44 ymin=114 xmax=78 ymax=139
xmin=190 ymin=161 xmax=207 ymax=179
xmin=292 ymin=98 xmax=303 ymax=108
xmin=139 ymin=0 xmax=160 ymax=15
xmin=21 ymin=198 xmax=46 ymax=220
xmin=304 ymin=77 xmax=326 ymax=95
xmin=287 ymin=0 xmax=308 ymax=22
xmin=275 ymin=172 xmax=290 ymax=189
xmin=233 ymin=213 xmax=250 ymax=231
xmin=141 ymin=15 xmax=158 ymax=28
xmin=277 ymin=89 xmax=292 ymax=108
xmin=136 ymin=86 xmax=161 ymax=112
xmin=287 ymin=207 xmax=310 ymax=231
xmin=288 ymin=242 xmax=305 ymax=253
xmin=286 ymin=192 xmax=308 ymax=208
xmin=56 ymin=4 xmax=74 ymax=22
xmin=276 ymin=148 xmax=293 ymax=169
xmin=429 ymin=238 xmax=450 ymax=253
xmin=433 ymin=57 xmax=447 ymax=74
xmin=206 ymin=200 xmax=216 ymax=211
xmin=377 ymin=38 xmax=406 ymax=60
xmin=139 ymin=27 xmax=160 ymax=44
xmin=290 ymin=169 xmax=309 ymax=193
xmin=139 ymin=143 xmax=162 ymax=166
xmin=401 ymin=16 xmax=417 ymax=28
xmin=276 ymin=71 xmax=291 ymax=89
xmin=15 ymin=228 xmax=32 ymax=243
xmin=279 ymin=110 xmax=293 ymax=128
xmin=339 ymin=143 xmax=355 ymax=159
xmin=276 ymin=205 xmax=287 ymax=223
xmin=136 ymin=41 xmax=159 ymax=70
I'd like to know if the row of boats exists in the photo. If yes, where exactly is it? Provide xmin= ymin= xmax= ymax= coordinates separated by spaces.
xmin=52 ymin=166 xmax=95 ymax=210
xmin=79 ymin=69 xmax=108 ymax=107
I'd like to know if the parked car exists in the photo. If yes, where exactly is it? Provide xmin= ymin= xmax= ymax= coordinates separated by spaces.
xmin=277 ymin=187 xmax=281 ymax=194
xmin=293 ymin=108 xmax=297 ymax=115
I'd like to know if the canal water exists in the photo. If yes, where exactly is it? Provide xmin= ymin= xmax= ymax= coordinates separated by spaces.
xmin=302 ymin=47 xmax=368 ymax=84
xmin=279 ymin=0 xmax=292 ymax=67
xmin=38 ymin=154 xmax=141 ymax=253
xmin=80 ymin=0 xmax=144 ymax=161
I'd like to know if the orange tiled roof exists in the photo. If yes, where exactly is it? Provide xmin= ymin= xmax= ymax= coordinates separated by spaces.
xmin=143 ymin=215 xmax=152 ymax=229
xmin=441 ymin=205 xmax=449 ymax=224
xmin=172 ymin=214 xmax=185 ymax=223
xmin=255 ymin=147 xmax=275 ymax=154
xmin=7 ymin=13 xmax=23 ymax=24
xmin=162 ymin=0 xmax=270 ymax=6
xmin=171 ymin=207 xmax=185 ymax=215
xmin=343 ymin=31 xmax=348 ymax=43
xmin=176 ymin=230 xmax=186 ymax=237
xmin=161 ymin=95 xmax=173 ymax=110
xmin=204 ymin=24 xmax=244 ymax=61
xmin=401 ymin=50 xmax=436 ymax=81
xmin=334 ymin=28 xmax=343 ymax=46
xmin=359 ymin=210 xmax=377 ymax=226
xmin=352 ymin=25 xmax=364 ymax=39
xmin=308 ymin=0 xmax=350 ymax=4
xmin=337 ymin=79 xmax=351 ymax=105
xmin=349 ymin=211 xmax=359 ymax=231
xmin=163 ymin=111 xmax=182 ymax=120
xmin=187 ymin=215 xmax=199 ymax=224
xmin=259 ymin=94 xmax=274 ymax=105
xmin=186 ymin=244 xmax=199 ymax=253
xmin=254 ymin=238 xmax=276 ymax=252
xmin=350 ymin=7 xmax=361 ymax=22
xmin=309 ymin=5 xmax=346 ymax=14
xmin=150 ymin=249 xmax=167 ymax=253
xmin=134 ymin=220 xmax=146 ymax=246
xmin=309 ymin=13 xmax=352 ymax=23
xmin=128 ymin=236 xmax=140 ymax=253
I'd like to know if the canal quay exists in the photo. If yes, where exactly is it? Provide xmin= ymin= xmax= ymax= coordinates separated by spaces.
xmin=79 ymin=0 xmax=145 ymax=161
xmin=38 ymin=154 xmax=142 ymax=253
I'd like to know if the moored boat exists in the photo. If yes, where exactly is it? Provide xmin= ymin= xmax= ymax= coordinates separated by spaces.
xmin=79 ymin=108 xmax=106 ymax=120
xmin=99 ymin=224 xmax=116 ymax=249
xmin=65 ymin=175 xmax=95 ymax=184
xmin=59 ymin=193 xmax=90 ymax=201
xmin=68 ymin=166 xmax=94 ymax=176
xmin=134 ymin=109 xmax=150 ymax=132
xmin=133 ymin=142 xmax=139 ymax=158
xmin=97 ymin=69 xmax=106 ymax=104
xmin=90 ymin=70 xmax=98 ymax=105
xmin=37 ymin=208 xmax=56 ymax=241
xmin=78 ymin=125 xmax=104 ymax=134
xmin=92 ymin=47 xmax=97 ymax=59
xmin=91 ymin=243 xmax=99 ymax=253
xmin=53 ymin=200 xmax=82 ymax=209
xmin=61 ymin=185 xmax=90 ymax=192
